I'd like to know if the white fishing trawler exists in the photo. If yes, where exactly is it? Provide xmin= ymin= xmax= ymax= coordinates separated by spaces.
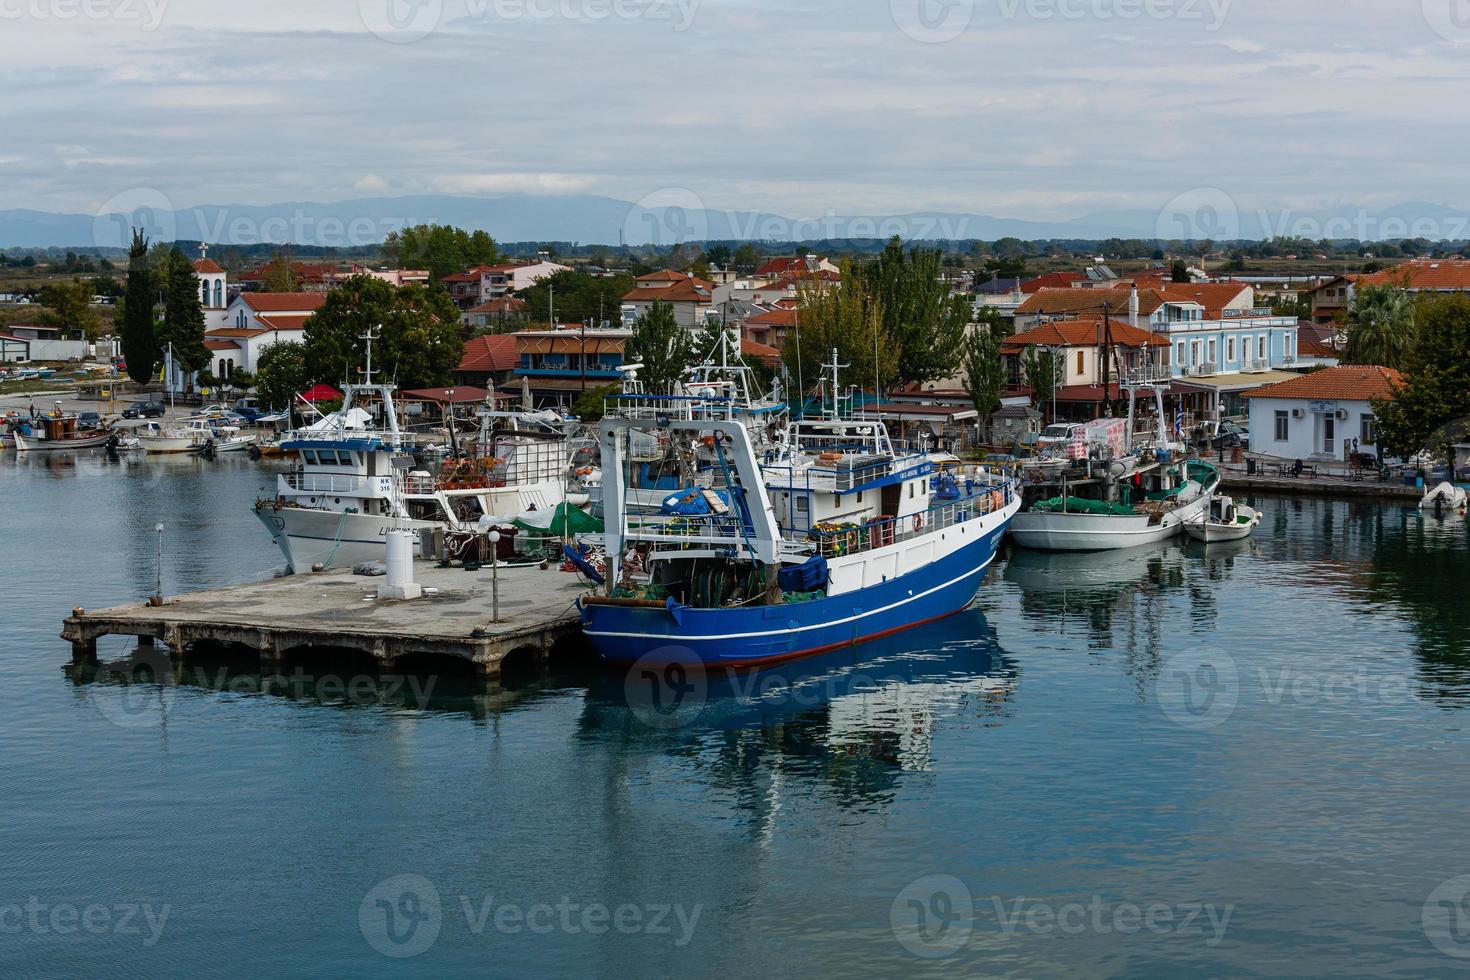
xmin=254 ymin=330 xmax=576 ymax=572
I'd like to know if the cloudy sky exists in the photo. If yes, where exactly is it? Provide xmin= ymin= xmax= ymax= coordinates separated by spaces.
xmin=2 ymin=0 xmax=1468 ymax=222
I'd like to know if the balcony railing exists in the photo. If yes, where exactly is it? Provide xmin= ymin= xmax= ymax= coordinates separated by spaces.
xmin=281 ymin=473 xmax=386 ymax=496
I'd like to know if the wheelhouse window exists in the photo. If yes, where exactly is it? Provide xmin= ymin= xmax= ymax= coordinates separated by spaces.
xmin=302 ymin=450 xmax=318 ymax=465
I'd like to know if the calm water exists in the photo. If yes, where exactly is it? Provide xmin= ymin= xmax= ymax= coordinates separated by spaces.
xmin=5 ymin=451 xmax=1470 ymax=977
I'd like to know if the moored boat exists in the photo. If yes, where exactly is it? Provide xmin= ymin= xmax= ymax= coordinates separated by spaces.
xmin=1184 ymin=493 xmax=1261 ymax=544
xmin=579 ymin=350 xmax=1021 ymax=669
xmin=12 ymin=413 xmax=114 ymax=452
xmin=1419 ymin=481 xmax=1467 ymax=512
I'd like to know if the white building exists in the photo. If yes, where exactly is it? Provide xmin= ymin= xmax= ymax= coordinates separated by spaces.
xmin=205 ymin=292 xmax=326 ymax=378
xmin=1243 ymin=365 xmax=1403 ymax=462
xmin=193 ymin=247 xmax=230 ymax=329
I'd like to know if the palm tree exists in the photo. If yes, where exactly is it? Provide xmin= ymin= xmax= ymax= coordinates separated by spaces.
xmin=1343 ymin=282 xmax=1414 ymax=369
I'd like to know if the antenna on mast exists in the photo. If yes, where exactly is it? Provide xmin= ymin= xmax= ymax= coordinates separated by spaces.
xmin=360 ymin=324 xmax=380 ymax=386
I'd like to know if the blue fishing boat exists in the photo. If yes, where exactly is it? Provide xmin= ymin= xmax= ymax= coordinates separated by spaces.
xmin=579 ymin=348 xmax=1021 ymax=668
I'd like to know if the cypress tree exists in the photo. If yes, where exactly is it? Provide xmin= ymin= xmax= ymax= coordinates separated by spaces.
xmin=157 ymin=247 xmax=209 ymax=378
xmin=121 ymin=229 xmax=158 ymax=384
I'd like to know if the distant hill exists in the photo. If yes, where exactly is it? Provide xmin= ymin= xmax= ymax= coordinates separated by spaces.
xmin=2 ymin=194 xmax=1468 ymax=249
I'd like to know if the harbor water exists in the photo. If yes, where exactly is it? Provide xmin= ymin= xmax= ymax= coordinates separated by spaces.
xmin=5 ymin=450 xmax=1470 ymax=976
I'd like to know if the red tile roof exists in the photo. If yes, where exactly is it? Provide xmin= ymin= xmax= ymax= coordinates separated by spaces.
xmin=255 ymin=314 xmax=313 ymax=331
xmin=746 ymin=308 xmax=799 ymax=326
xmin=754 ymin=256 xmax=815 ymax=278
xmin=1358 ymin=259 xmax=1470 ymax=290
xmin=1298 ymin=338 xmax=1340 ymax=359
xmin=457 ymin=334 xmax=518 ymax=374
xmin=1004 ymin=317 xmax=1169 ymax=350
xmin=192 ymin=258 xmax=225 ymax=274
xmin=467 ymin=296 xmax=526 ymax=315
xmin=1015 ymin=288 xmax=1166 ymax=317
xmin=205 ymin=327 xmax=266 ymax=338
xmin=240 ymin=292 xmax=327 ymax=313
xmin=203 ymin=340 xmax=239 ymax=351
xmin=1241 ymin=365 xmax=1403 ymax=401
xmin=624 ymin=277 xmax=715 ymax=303
xmin=635 ymin=269 xmax=695 ymax=283
xmin=741 ymin=338 xmax=781 ymax=362
xmin=1020 ymin=272 xmax=1084 ymax=293
xmin=1157 ymin=282 xmax=1253 ymax=317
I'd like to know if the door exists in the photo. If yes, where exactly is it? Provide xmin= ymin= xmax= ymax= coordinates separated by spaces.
xmin=1322 ymin=416 xmax=1335 ymax=456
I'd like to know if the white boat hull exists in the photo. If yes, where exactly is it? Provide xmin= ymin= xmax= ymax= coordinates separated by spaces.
xmin=255 ymin=505 xmax=436 ymax=571
xmin=1184 ymin=512 xmax=1260 ymax=544
xmin=13 ymin=430 xmax=114 ymax=452
xmin=1010 ymin=490 xmax=1212 ymax=552
xmin=139 ymin=435 xmax=197 ymax=453
xmin=1420 ymin=482 xmax=1467 ymax=510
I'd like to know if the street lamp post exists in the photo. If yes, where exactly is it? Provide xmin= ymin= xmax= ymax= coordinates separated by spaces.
xmin=488 ymin=530 xmax=501 ymax=623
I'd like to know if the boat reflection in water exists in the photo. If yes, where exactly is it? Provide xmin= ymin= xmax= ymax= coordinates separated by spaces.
xmin=579 ymin=610 xmax=1018 ymax=804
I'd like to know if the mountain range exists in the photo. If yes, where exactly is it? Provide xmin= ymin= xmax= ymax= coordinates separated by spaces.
xmin=2 ymin=195 xmax=1468 ymax=249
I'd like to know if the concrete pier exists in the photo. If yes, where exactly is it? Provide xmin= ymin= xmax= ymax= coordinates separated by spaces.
xmin=61 ymin=560 xmax=589 ymax=677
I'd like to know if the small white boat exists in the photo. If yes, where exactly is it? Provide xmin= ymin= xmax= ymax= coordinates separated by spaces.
xmin=196 ymin=431 xmax=257 ymax=455
xmin=1419 ymin=481 xmax=1467 ymax=511
xmin=137 ymin=422 xmax=197 ymax=454
xmin=1185 ymin=494 xmax=1261 ymax=544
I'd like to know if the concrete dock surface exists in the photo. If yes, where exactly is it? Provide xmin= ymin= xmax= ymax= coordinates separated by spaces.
xmin=62 ymin=559 xmax=590 ymax=675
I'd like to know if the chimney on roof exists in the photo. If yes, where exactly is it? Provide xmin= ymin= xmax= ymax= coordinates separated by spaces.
xmin=1129 ymin=286 xmax=1139 ymax=329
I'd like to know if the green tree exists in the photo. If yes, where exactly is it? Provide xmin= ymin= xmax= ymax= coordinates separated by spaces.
xmin=1171 ymin=259 xmax=1190 ymax=283
xmin=1371 ymin=294 xmax=1470 ymax=460
xmin=627 ymin=301 xmax=697 ymax=395
xmin=962 ymin=318 xmax=1005 ymax=441
xmin=38 ymin=278 xmax=101 ymax=340
xmin=121 ymin=229 xmax=158 ymax=384
xmin=1343 ymin=280 xmax=1415 ymax=369
xmin=157 ymin=248 xmax=209 ymax=374
xmin=254 ymin=341 xmax=310 ymax=411
xmin=733 ymin=243 xmax=760 ymax=273
xmin=383 ymin=225 xmax=502 ymax=280
xmin=784 ymin=265 xmax=894 ymax=405
xmin=519 ymin=269 xmax=633 ymax=329
xmin=572 ymin=383 xmax=620 ymax=422
xmin=260 ymin=251 xmax=298 ymax=292
xmin=1021 ymin=346 xmax=1064 ymax=419
xmin=860 ymin=237 xmax=970 ymax=391
xmin=302 ymin=274 xmax=464 ymax=390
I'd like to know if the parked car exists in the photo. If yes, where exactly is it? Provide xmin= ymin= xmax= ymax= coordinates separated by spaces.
xmin=122 ymin=401 xmax=166 ymax=419
xmin=77 ymin=411 xmax=102 ymax=430
xmin=1036 ymin=422 xmax=1087 ymax=451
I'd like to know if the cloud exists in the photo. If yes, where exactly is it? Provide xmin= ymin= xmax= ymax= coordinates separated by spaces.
xmin=1 ymin=0 xmax=1467 ymax=221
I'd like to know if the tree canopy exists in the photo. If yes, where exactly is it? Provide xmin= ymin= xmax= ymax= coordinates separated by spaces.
xmin=121 ymin=229 xmax=157 ymax=384
xmin=157 ymin=247 xmax=208 ymax=373
xmin=859 ymin=237 xmax=971 ymax=391
xmin=1371 ymin=293 xmax=1470 ymax=460
xmin=382 ymin=224 xmax=502 ymax=280
xmin=259 ymin=251 xmax=298 ymax=292
xmin=302 ymin=274 xmax=464 ymax=390
xmin=254 ymin=341 xmax=310 ymax=411
xmin=784 ymin=263 xmax=894 ymax=405
xmin=627 ymin=301 xmax=696 ymax=395
xmin=518 ymin=269 xmax=634 ymax=329
xmin=962 ymin=316 xmax=1005 ymax=439
xmin=38 ymin=278 xmax=101 ymax=341
xmin=1343 ymin=281 xmax=1415 ymax=370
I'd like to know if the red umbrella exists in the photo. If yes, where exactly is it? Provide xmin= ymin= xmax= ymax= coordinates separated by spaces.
xmin=299 ymin=383 xmax=343 ymax=403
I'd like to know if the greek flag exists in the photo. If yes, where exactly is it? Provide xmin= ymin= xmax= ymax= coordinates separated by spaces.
xmin=1173 ymin=408 xmax=1184 ymax=438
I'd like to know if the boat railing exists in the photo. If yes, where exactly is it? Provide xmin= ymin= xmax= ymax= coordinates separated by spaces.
xmin=605 ymin=394 xmax=738 ymax=422
xmin=281 ymin=472 xmax=384 ymax=496
xmin=764 ymin=456 xmax=931 ymax=494
xmin=805 ymin=484 xmax=1015 ymax=560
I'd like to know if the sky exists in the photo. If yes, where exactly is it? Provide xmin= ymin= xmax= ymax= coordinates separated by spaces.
xmin=2 ymin=0 xmax=1469 ymax=226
